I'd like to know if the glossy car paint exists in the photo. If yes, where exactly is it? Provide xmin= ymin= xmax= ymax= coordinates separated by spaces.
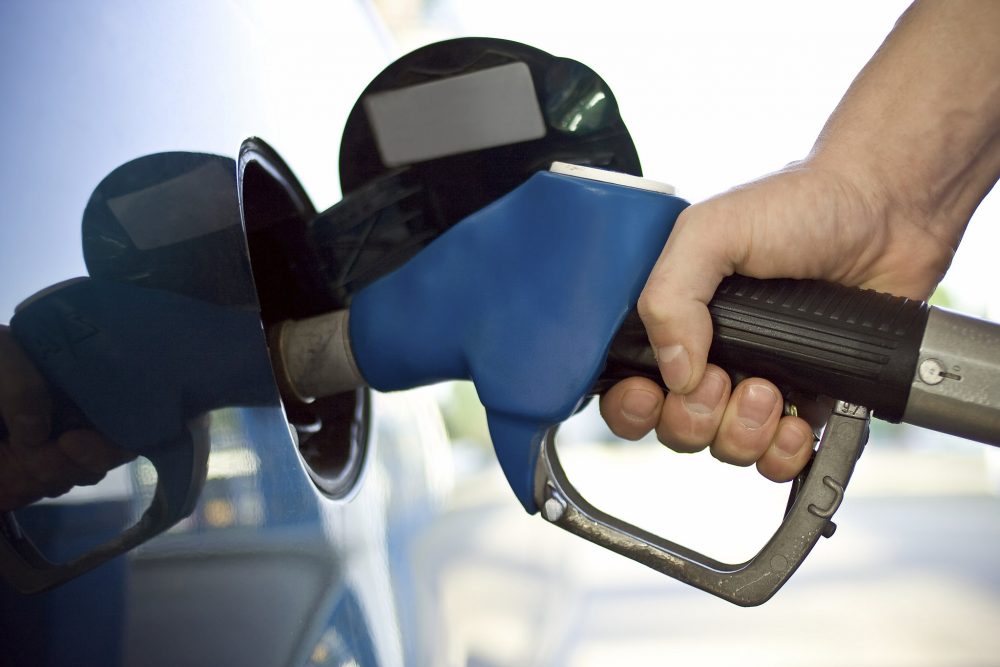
xmin=0 ymin=2 xmax=453 ymax=665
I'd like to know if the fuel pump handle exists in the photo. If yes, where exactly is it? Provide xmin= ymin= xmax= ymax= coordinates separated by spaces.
xmin=598 ymin=276 xmax=927 ymax=421
xmin=275 ymin=163 xmax=1000 ymax=605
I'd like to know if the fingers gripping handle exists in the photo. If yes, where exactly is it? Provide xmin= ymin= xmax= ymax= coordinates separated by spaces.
xmin=597 ymin=275 xmax=931 ymax=422
xmin=259 ymin=167 xmax=983 ymax=609
xmin=0 ymin=386 xmax=88 ymax=444
xmin=0 ymin=279 xmax=276 ymax=593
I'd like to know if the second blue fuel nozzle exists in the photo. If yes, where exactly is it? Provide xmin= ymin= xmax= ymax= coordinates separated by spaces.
xmin=8 ymin=35 xmax=996 ymax=605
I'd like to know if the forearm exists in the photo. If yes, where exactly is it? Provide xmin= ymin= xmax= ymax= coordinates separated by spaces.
xmin=811 ymin=0 xmax=1000 ymax=248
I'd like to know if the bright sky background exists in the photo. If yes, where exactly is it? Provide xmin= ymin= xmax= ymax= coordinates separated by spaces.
xmin=379 ymin=0 xmax=1000 ymax=517
xmin=390 ymin=8 xmax=1000 ymax=663
xmin=394 ymin=0 xmax=999 ymax=318
xmin=0 ymin=1 xmax=392 ymax=317
xmin=3 ymin=0 xmax=995 ymax=319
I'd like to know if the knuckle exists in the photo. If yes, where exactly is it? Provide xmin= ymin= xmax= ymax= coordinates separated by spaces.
xmin=659 ymin=439 xmax=705 ymax=454
xmin=655 ymin=426 xmax=708 ymax=454
xmin=604 ymin=416 xmax=649 ymax=441
xmin=636 ymin=292 xmax=671 ymax=327
xmin=710 ymin=447 xmax=756 ymax=467
xmin=658 ymin=398 xmax=717 ymax=452
xmin=710 ymin=437 xmax=761 ymax=466
xmin=616 ymin=427 xmax=650 ymax=442
xmin=756 ymin=460 xmax=789 ymax=483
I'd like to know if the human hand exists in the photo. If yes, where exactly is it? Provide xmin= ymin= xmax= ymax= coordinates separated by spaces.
xmin=600 ymin=160 xmax=955 ymax=481
xmin=0 ymin=325 xmax=135 ymax=511
xmin=599 ymin=0 xmax=1000 ymax=481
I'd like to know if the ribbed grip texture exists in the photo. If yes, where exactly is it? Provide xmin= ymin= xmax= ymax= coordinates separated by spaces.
xmin=595 ymin=276 xmax=930 ymax=422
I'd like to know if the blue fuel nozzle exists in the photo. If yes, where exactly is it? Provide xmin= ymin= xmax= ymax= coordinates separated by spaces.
xmin=0 ymin=279 xmax=277 ymax=593
xmin=345 ymin=165 xmax=876 ymax=607
xmin=348 ymin=169 xmax=689 ymax=512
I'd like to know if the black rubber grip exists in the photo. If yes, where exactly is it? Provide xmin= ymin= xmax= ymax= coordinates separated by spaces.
xmin=595 ymin=275 xmax=930 ymax=422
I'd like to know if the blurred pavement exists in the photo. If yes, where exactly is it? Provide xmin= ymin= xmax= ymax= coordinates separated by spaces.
xmin=415 ymin=428 xmax=1000 ymax=667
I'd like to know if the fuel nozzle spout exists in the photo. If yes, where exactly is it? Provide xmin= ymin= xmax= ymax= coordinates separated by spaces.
xmin=267 ymin=163 xmax=1000 ymax=606
xmin=903 ymin=307 xmax=1000 ymax=444
xmin=270 ymin=166 xmax=688 ymax=512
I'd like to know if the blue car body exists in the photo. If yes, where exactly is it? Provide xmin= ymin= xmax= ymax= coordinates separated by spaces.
xmin=0 ymin=3 xmax=454 ymax=665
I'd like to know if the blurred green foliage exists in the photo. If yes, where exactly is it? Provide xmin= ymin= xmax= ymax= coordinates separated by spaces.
xmin=437 ymin=381 xmax=492 ymax=450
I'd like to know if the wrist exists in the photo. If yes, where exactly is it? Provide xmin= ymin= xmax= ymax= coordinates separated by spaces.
xmin=800 ymin=149 xmax=956 ymax=300
xmin=809 ymin=128 xmax=995 ymax=251
xmin=805 ymin=147 xmax=894 ymax=223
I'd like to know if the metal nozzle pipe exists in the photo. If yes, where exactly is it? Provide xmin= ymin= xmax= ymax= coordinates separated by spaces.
xmin=903 ymin=307 xmax=1000 ymax=446
xmin=269 ymin=309 xmax=364 ymax=403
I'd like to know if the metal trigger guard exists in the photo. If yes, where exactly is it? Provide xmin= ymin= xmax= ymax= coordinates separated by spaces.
xmin=534 ymin=400 xmax=870 ymax=606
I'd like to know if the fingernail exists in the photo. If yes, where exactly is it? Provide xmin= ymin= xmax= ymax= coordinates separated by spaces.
xmin=737 ymin=385 xmax=777 ymax=429
xmin=681 ymin=371 xmax=725 ymax=415
xmin=621 ymin=389 xmax=658 ymax=422
xmin=656 ymin=345 xmax=690 ymax=392
xmin=774 ymin=422 xmax=809 ymax=458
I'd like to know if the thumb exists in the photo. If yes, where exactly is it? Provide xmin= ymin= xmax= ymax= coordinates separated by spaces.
xmin=637 ymin=203 xmax=742 ymax=395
